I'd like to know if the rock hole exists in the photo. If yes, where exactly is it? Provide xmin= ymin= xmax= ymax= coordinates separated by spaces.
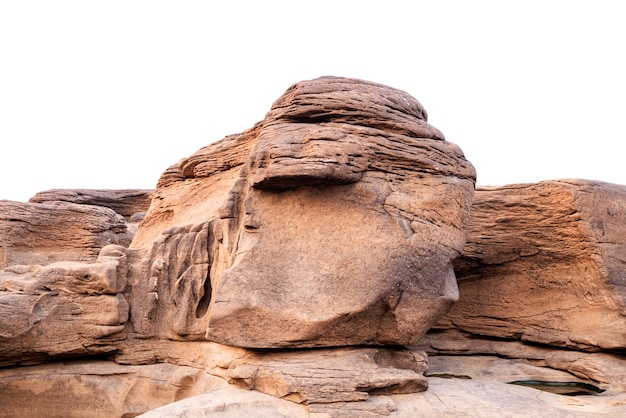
xmin=508 ymin=380 xmax=605 ymax=396
xmin=195 ymin=270 xmax=212 ymax=318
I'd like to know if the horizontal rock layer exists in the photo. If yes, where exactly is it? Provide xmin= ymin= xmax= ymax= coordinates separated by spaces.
xmin=29 ymin=188 xmax=154 ymax=219
xmin=0 ymin=245 xmax=129 ymax=366
xmin=439 ymin=180 xmax=626 ymax=351
xmin=131 ymin=76 xmax=476 ymax=348
xmin=0 ymin=200 xmax=132 ymax=268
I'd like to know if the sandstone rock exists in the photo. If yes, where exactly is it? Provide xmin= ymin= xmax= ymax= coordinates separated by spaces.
xmin=114 ymin=340 xmax=429 ymax=413
xmin=136 ymin=368 xmax=626 ymax=417
xmin=3 ymin=336 xmax=623 ymax=417
xmin=29 ymin=189 xmax=154 ymax=219
xmin=417 ymin=330 xmax=626 ymax=391
xmin=408 ymin=334 xmax=626 ymax=417
xmin=438 ymin=180 xmax=626 ymax=351
xmin=0 ymin=360 xmax=225 ymax=418
xmin=0 ymin=200 xmax=132 ymax=268
xmin=138 ymin=386 xmax=309 ymax=418
xmin=392 ymin=377 xmax=626 ymax=417
xmin=0 ymin=245 xmax=129 ymax=366
xmin=4 ymin=76 xmax=626 ymax=418
xmin=225 ymin=347 xmax=428 ymax=404
xmin=129 ymin=76 xmax=475 ymax=348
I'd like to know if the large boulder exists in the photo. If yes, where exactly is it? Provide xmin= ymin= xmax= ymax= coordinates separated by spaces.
xmin=437 ymin=179 xmax=626 ymax=351
xmin=129 ymin=76 xmax=476 ymax=348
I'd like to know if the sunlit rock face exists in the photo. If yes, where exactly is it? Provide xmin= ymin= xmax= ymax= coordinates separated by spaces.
xmin=436 ymin=180 xmax=626 ymax=351
xmin=130 ymin=76 xmax=476 ymax=348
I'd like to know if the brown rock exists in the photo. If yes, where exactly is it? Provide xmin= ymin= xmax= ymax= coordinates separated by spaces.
xmin=129 ymin=76 xmax=475 ymax=348
xmin=139 ymin=386 xmax=310 ymax=418
xmin=418 ymin=330 xmax=626 ymax=391
xmin=0 ymin=245 xmax=129 ymax=366
xmin=0 ymin=360 xmax=225 ymax=418
xmin=438 ymin=180 xmax=626 ymax=351
xmin=0 ymin=200 xmax=132 ymax=268
xmin=226 ymin=347 xmax=428 ymax=404
xmin=114 ymin=341 xmax=428 ymax=416
xmin=392 ymin=377 xmax=626 ymax=417
xmin=29 ymin=189 xmax=154 ymax=219
xmin=140 ymin=381 xmax=626 ymax=417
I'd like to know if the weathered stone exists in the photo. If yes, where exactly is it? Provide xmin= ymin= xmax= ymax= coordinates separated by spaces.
xmin=129 ymin=76 xmax=475 ymax=348
xmin=114 ymin=340 xmax=429 ymax=411
xmin=3 ymin=75 xmax=626 ymax=417
xmin=0 ymin=245 xmax=129 ymax=366
xmin=29 ymin=189 xmax=154 ymax=219
xmin=417 ymin=330 xmax=626 ymax=391
xmin=437 ymin=180 xmax=626 ymax=351
xmin=0 ymin=200 xmax=132 ymax=268
xmin=138 ymin=386 xmax=309 ymax=418
xmin=0 ymin=360 xmax=225 ymax=418
xmin=226 ymin=347 xmax=428 ymax=404
xmin=392 ymin=377 xmax=626 ymax=417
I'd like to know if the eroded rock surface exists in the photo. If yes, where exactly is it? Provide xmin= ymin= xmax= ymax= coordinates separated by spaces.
xmin=7 ymin=77 xmax=625 ymax=417
xmin=0 ymin=360 xmax=225 ymax=418
xmin=130 ymin=76 xmax=476 ymax=348
xmin=29 ymin=189 xmax=153 ymax=220
xmin=0 ymin=245 xmax=129 ymax=366
xmin=438 ymin=180 xmax=626 ymax=351
xmin=418 ymin=330 xmax=626 ymax=391
xmin=0 ymin=200 xmax=132 ymax=268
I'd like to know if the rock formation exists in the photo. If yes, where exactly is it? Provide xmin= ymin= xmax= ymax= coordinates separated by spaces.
xmin=29 ymin=189 xmax=153 ymax=220
xmin=0 ymin=199 xmax=132 ymax=268
xmin=0 ymin=190 xmax=153 ymax=366
xmin=436 ymin=179 xmax=626 ymax=351
xmin=129 ymin=76 xmax=476 ymax=349
xmin=0 ymin=245 xmax=129 ymax=366
xmin=2 ymin=77 xmax=626 ymax=417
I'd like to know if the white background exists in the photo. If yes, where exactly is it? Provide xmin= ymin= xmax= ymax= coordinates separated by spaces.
xmin=2 ymin=1 xmax=624 ymax=202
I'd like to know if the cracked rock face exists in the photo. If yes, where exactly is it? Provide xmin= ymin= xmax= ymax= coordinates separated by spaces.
xmin=132 ymin=76 xmax=476 ymax=348
xmin=437 ymin=180 xmax=626 ymax=351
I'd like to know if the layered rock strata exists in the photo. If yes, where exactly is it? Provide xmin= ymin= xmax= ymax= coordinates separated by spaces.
xmin=1 ymin=76 xmax=478 ymax=416
xmin=437 ymin=180 xmax=626 ymax=351
xmin=0 ymin=245 xmax=129 ymax=366
xmin=0 ymin=200 xmax=132 ymax=268
xmin=29 ymin=189 xmax=153 ymax=220
xmin=130 ymin=76 xmax=476 ymax=348
xmin=4 ymin=77 xmax=624 ymax=417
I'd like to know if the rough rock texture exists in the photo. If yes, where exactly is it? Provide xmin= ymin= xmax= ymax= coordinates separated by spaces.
xmin=29 ymin=189 xmax=154 ymax=220
xmin=4 ymin=76 xmax=626 ymax=417
xmin=139 ymin=375 xmax=626 ymax=417
xmin=225 ymin=347 xmax=429 ymax=404
xmin=417 ymin=330 xmax=626 ymax=391
xmin=130 ymin=76 xmax=476 ymax=348
xmin=391 ymin=377 xmax=626 ymax=417
xmin=0 ymin=245 xmax=129 ymax=366
xmin=0 ymin=200 xmax=132 ymax=268
xmin=438 ymin=180 xmax=626 ymax=351
xmin=0 ymin=360 xmax=225 ymax=418
xmin=114 ymin=340 xmax=431 ymax=415
xmin=139 ymin=387 xmax=310 ymax=418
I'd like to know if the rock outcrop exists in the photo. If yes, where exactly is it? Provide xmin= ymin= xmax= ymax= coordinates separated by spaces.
xmin=0 ymin=245 xmax=129 ymax=366
xmin=437 ymin=179 xmax=626 ymax=351
xmin=0 ymin=360 xmax=226 ymax=418
xmin=130 ymin=76 xmax=476 ymax=349
xmin=2 ymin=77 xmax=626 ymax=417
